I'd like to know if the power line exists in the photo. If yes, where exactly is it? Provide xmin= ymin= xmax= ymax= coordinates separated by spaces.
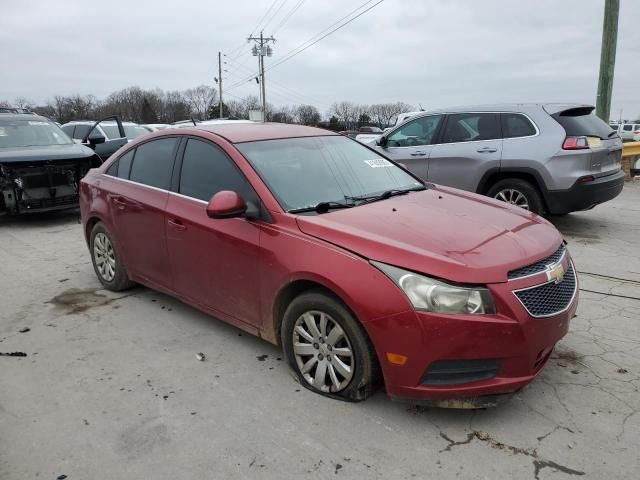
xmin=266 ymin=0 xmax=384 ymax=72
xmin=261 ymin=0 xmax=289 ymax=33
xmin=251 ymin=0 xmax=280 ymax=35
xmin=271 ymin=0 xmax=306 ymax=34
xmin=224 ymin=0 xmax=382 ymax=89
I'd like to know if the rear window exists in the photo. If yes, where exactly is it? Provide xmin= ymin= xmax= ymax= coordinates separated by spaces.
xmin=501 ymin=113 xmax=536 ymax=138
xmin=552 ymin=108 xmax=613 ymax=139
xmin=129 ymin=138 xmax=177 ymax=189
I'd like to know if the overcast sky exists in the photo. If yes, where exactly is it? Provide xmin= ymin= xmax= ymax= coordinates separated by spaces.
xmin=2 ymin=0 xmax=639 ymax=119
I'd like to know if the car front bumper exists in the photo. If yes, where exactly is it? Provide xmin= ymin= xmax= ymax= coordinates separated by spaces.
xmin=365 ymin=281 xmax=577 ymax=407
xmin=544 ymin=170 xmax=625 ymax=214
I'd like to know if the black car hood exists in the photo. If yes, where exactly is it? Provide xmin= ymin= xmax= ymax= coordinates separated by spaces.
xmin=0 ymin=143 xmax=96 ymax=163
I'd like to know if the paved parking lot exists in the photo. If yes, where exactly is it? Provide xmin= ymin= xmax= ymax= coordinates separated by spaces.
xmin=1 ymin=184 xmax=639 ymax=480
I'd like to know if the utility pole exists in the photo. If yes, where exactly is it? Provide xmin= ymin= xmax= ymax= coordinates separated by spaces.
xmin=248 ymin=32 xmax=275 ymax=121
xmin=218 ymin=51 xmax=223 ymax=118
xmin=595 ymin=0 xmax=620 ymax=123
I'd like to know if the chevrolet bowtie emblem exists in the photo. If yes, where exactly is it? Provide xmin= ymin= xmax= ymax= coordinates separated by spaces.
xmin=546 ymin=263 xmax=566 ymax=284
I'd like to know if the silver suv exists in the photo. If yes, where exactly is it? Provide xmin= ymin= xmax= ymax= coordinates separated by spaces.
xmin=370 ymin=103 xmax=625 ymax=214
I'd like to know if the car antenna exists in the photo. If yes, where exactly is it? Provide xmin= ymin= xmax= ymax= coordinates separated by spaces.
xmin=190 ymin=116 xmax=198 ymax=126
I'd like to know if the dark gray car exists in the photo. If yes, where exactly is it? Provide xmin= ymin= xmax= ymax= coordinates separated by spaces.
xmin=0 ymin=113 xmax=102 ymax=214
xmin=369 ymin=103 xmax=624 ymax=214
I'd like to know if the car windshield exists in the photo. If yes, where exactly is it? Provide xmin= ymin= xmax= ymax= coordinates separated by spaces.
xmin=124 ymin=125 xmax=150 ymax=139
xmin=0 ymin=119 xmax=73 ymax=148
xmin=236 ymin=135 xmax=423 ymax=212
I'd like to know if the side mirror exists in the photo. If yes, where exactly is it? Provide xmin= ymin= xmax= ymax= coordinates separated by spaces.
xmin=206 ymin=190 xmax=247 ymax=219
xmin=376 ymin=135 xmax=387 ymax=147
xmin=88 ymin=135 xmax=106 ymax=146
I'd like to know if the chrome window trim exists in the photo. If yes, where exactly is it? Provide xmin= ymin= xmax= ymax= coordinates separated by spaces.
xmin=101 ymin=173 xmax=169 ymax=194
xmin=386 ymin=110 xmax=540 ymax=147
xmin=434 ymin=111 xmax=540 ymax=147
xmin=511 ymin=261 xmax=578 ymax=319
xmin=102 ymin=174 xmax=216 ymax=205
xmin=507 ymin=247 xmax=567 ymax=282
xmin=168 ymin=191 xmax=208 ymax=205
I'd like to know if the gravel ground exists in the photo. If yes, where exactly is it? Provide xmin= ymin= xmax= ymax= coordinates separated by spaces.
xmin=1 ymin=183 xmax=639 ymax=480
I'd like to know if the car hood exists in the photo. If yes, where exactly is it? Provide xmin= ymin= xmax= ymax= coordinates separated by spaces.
xmin=0 ymin=143 xmax=96 ymax=163
xmin=295 ymin=186 xmax=563 ymax=284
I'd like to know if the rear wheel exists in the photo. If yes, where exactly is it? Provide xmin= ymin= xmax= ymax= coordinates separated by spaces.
xmin=487 ymin=178 xmax=544 ymax=214
xmin=281 ymin=291 xmax=379 ymax=402
xmin=90 ymin=222 xmax=134 ymax=291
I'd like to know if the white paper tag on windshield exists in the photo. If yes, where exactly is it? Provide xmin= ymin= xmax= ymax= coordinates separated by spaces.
xmin=28 ymin=121 xmax=49 ymax=125
xmin=364 ymin=159 xmax=393 ymax=168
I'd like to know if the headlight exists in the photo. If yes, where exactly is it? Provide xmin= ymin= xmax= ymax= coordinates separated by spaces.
xmin=372 ymin=261 xmax=496 ymax=314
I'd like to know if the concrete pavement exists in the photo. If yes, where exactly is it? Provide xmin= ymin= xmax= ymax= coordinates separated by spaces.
xmin=1 ymin=184 xmax=639 ymax=480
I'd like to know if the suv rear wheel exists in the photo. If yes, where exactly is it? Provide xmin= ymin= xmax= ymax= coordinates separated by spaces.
xmin=487 ymin=178 xmax=544 ymax=214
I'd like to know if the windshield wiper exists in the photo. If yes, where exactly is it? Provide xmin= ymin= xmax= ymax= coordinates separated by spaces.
xmin=607 ymin=131 xmax=618 ymax=138
xmin=288 ymin=201 xmax=355 ymax=214
xmin=346 ymin=185 xmax=427 ymax=205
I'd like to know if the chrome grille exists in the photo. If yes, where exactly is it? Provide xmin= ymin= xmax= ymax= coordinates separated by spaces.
xmin=508 ymin=245 xmax=565 ymax=280
xmin=514 ymin=264 xmax=577 ymax=318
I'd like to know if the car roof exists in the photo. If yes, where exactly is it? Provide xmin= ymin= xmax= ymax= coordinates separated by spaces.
xmin=0 ymin=113 xmax=52 ymax=122
xmin=422 ymin=103 xmax=594 ymax=115
xmin=185 ymin=122 xmax=338 ymax=143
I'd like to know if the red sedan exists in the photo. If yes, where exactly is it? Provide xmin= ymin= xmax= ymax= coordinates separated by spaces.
xmin=79 ymin=123 xmax=577 ymax=407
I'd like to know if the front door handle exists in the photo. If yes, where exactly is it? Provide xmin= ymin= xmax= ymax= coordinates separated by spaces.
xmin=111 ymin=196 xmax=127 ymax=210
xmin=477 ymin=147 xmax=497 ymax=153
xmin=168 ymin=218 xmax=187 ymax=232
xmin=410 ymin=151 xmax=427 ymax=156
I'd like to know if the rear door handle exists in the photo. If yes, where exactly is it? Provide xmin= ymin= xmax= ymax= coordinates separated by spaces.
xmin=168 ymin=218 xmax=187 ymax=232
xmin=410 ymin=151 xmax=427 ymax=156
xmin=477 ymin=147 xmax=497 ymax=153
xmin=111 ymin=196 xmax=127 ymax=210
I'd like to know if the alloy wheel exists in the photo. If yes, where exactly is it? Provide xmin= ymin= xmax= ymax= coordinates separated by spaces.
xmin=93 ymin=232 xmax=116 ymax=282
xmin=292 ymin=310 xmax=354 ymax=393
xmin=494 ymin=188 xmax=530 ymax=210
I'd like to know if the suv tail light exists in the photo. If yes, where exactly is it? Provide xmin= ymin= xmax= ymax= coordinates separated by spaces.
xmin=562 ymin=136 xmax=590 ymax=150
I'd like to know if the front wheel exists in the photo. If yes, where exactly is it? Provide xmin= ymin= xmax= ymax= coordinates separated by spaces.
xmin=281 ymin=291 xmax=379 ymax=402
xmin=487 ymin=178 xmax=544 ymax=214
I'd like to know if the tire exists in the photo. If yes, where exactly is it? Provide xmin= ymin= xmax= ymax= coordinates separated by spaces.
xmin=89 ymin=222 xmax=134 ymax=291
xmin=281 ymin=290 xmax=379 ymax=402
xmin=486 ymin=178 xmax=544 ymax=214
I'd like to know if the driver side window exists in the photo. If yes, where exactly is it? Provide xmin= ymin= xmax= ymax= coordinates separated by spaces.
xmin=387 ymin=115 xmax=443 ymax=147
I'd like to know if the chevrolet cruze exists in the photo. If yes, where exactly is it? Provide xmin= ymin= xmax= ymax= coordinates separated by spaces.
xmin=79 ymin=123 xmax=578 ymax=407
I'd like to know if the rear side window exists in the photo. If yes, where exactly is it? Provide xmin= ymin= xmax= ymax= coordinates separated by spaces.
xmin=552 ymin=108 xmax=613 ymax=139
xmin=129 ymin=138 xmax=177 ymax=189
xmin=502 ymin=113 xmax=536 ymax=138
xmin=116 ymin=150 xmax=134 ymax=179
xmin=441 ymin=113 xmax=500 ymax=143
xmin=179 ymin=139 xmax=254 ymax=202
xmin=622 ymin=124 xmax=633 ymax=132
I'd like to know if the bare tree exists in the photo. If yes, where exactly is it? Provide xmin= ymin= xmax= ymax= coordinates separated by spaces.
xmin=184 ymin=85 xmax=217 ymax=120
xmin=0 ymin=99 xmax=10 ymax=107
xmin=331 ymin=101 xmax=360 ymax=130
xmin=295 ymin=104 xmax=321 ymax=125
xmin=14 ymin=97 xmax=35 ymax=109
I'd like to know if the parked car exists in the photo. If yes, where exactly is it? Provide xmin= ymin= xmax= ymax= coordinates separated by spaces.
xmin=0 ymin=113 xmax=101 ymax=215
xmin=141 ymin=123 xmax=170 ymax=132
xmin=368 ymin=103 xmax=624 ymax=215
xmin=633 ymin=129 xmax=640 ymax=142
xmin=80 ymin=123 xmax=577 ymax=407
xmin=611 ymin=122 xmax=640 ymax=141
xmin=61 ymin=118 xmax=129 ymax=160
